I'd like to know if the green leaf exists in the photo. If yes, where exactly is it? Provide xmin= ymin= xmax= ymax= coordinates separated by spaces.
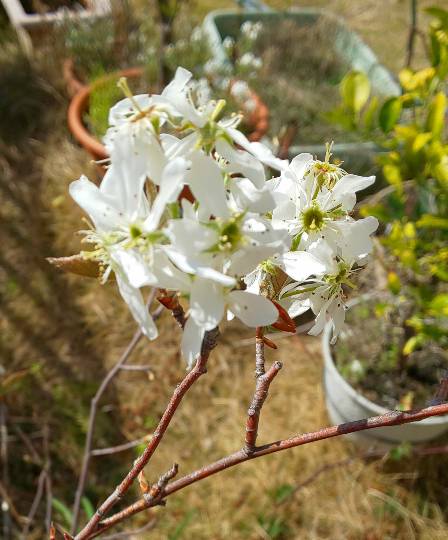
xmin=362 ymin=95 xmax=379 ymax=131
xmin=81 ymin=496 xmax=95 ymax=520
xmin=379 ymin=97 xmax=402 ymax=133
xmin=383 ymin=163 xmax=403 ymax=190
xmin=403 ymin=335 xmax=423 ymax=356
xmin=417 ymin=214 xmax=448 ymax=229
xmin=340 ymin=71 xmax=370 ymax=113
xmin=52 ymin=498 xmax=73 ymax=529
xmin=389 ymin=441 xmax=413 ymax=461
xmin=387 ymin=272 xmax=401 ymax=295
xmin=425 ymin=7 xmax=448 ymax=26
xmin=272 ymin=483 xmax=295 ymax=504
xmin=429 ymin=294 xmax=448 ymax=316
xmin=426 ymin=91 xmax=447 ymax=138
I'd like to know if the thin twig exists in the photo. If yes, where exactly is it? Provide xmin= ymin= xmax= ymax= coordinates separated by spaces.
xmin=245 ymin=329 xmax=282 ymax=454
xmin=91 ymin=402 xmax=448 ymax=538
xmin=71 ymin=290 xmax=160 ymax=534
xmin=23 ymin=470 xmax=47 ymax=537
xmin=91 ymin=437 xmax=149 ymax=457
xmin=119 ymin=365 xmax=153 ymax=372
xmin=406 ymin=0 xmax=418 ymax=68
xmin=0 ymin=480 xmax=24 ymax=526
xmin=0 ymin=403 xmax=11 ymax=539
xmin=14 ymin=425 xmax=42 ymax=464
xmin=74 ymin=327 xmax=219 ymax=540
xmin=71 ymin=330 xmax=143 ymax=534
xmin=43 ymin=425 xmax=52 ymax=535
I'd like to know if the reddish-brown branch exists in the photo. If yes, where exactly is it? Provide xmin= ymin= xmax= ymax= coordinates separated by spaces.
xmin=245 ymin=360 xmax=283 ymax=454
xmin=157 ymin=291 xmax=186 ymax=329
xmin=75 ymin=327 xmax=219 ymax=540
xmin=88 ymin=402 xmax=448 ymax=538
xmin=254 ymin=327 xmax=265 ymax=378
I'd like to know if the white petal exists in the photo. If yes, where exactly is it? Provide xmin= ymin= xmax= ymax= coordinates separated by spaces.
xmin=115 ymin=273 xmax=158 ymax=340
xmin=229 ymin=246 xmax=281 ymax=278
xmin=160 ymin=67 xmax=206 ymax=127
xmin=69 ymin=175 xmax=121 ymax=231
xmin=163 ymin=247 xmax=236 ymax=287
xmin=150 ymin=249 xmax=192 ymax=292
xmin=335 ymin=216 xmax=379 ymax=261
xmin=188 ymin=152 xmax=229 ymax=219
xmin=215 ymin=139 xmax=265 ymax=188
xmin=289 ymin=153 xmax=313 ymax=179
xmin=100 ymin=151 xmax=149 ymax=220
xmin=144 ymin=157 xmax=189 ymax=232
xmin=329 ymin=301 xmax=346 ymax=344
xmin=275 ymin=251 xmax=327 ymax=282
xmin=165 ymin=218 xmax=218 ymax=254
xmin=189 ymin=278 xmax=225 ymax=331
xmin=181 ymin=316 xmax=205 ymax=368
xmin=226 ymin=128 xmax=288 ymax=171
xmin=111 ymin=249 xmax=157 ymax=289
xmin=331 ymin=174 xmax=375 ymax=211
xmin=108 ymin=95 xmax=151 ymax=126
xmin=228 ymin=291 xmax=278 ymax=327
xmin=230 ymin=177 xmax=276 ymax=213
xmin=287 ymin=299 xmax=311 ymax=318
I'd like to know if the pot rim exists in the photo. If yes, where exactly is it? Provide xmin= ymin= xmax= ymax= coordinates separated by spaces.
xmin=322 ymin=294 xmax=448 ymax=425
xmin=67 ymin=67 xmax=144 ymax=162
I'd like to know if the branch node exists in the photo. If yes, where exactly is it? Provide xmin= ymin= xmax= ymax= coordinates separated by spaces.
xmin=143 ymin=463 xmax=179 ymax=508
xmin=244 ymin=361 xmax=283 ymax=454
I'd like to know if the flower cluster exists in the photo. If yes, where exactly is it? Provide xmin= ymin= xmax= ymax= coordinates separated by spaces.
xmin=70 ymin=67 xmax=378 ymax=366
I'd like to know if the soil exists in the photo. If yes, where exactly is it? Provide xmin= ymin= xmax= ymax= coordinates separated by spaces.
xmin=249 ymin=17 xmax=363 ymax=145
xmin=333 ymin=295 xmax=448 ymax=410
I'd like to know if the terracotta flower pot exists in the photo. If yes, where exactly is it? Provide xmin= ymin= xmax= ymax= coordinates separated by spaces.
xmin=66 ymin=64 xmax=270 ymax=165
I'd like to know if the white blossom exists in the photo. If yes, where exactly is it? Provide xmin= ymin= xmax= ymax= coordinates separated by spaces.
xmin=66 ymin=67 xmax=379 ymax=366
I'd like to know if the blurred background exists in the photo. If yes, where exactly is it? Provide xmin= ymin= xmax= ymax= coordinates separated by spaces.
xmin=0 ymin=1 xmax=447 ymax=538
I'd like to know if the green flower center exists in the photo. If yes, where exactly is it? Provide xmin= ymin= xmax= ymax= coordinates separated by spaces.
xmin=130 ymin=224 xmax=143 ymax=239
xmin=219 ymin=218 xmax=242 ymax=251
xmin=302 ymin=206 xmax=325 ymax=232
xmin=324 ymin=262 xmax=356 ymax=294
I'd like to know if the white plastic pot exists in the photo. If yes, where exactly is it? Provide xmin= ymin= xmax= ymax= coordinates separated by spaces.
xmin=322 ymin=303 xmax=448 ymax=446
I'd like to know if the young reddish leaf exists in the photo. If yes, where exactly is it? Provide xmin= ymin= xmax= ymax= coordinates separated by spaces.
xmin=262 ymin=336 xmax=278 ymax=349
xmin=271 ymin=300 xmax=296 ymax=333
xmin=47 ymin=254 xmax=100 ymax=278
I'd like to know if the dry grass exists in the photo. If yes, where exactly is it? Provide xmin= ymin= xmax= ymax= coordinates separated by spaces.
xmin=1 ymin=1 xmax=448 ymax=538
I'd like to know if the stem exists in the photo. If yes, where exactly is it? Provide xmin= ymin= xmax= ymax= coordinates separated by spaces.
xmin=75 ymin=327 xmax=219 ymax=540
xmin=406 ymin=0 xmax=418 ymax=68
xmin=90 ymin=402 xmax=448 ymax=538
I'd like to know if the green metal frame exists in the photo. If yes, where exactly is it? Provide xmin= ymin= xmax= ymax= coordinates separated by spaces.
xmin=203 ymin=8 xmax=401 ymax=173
